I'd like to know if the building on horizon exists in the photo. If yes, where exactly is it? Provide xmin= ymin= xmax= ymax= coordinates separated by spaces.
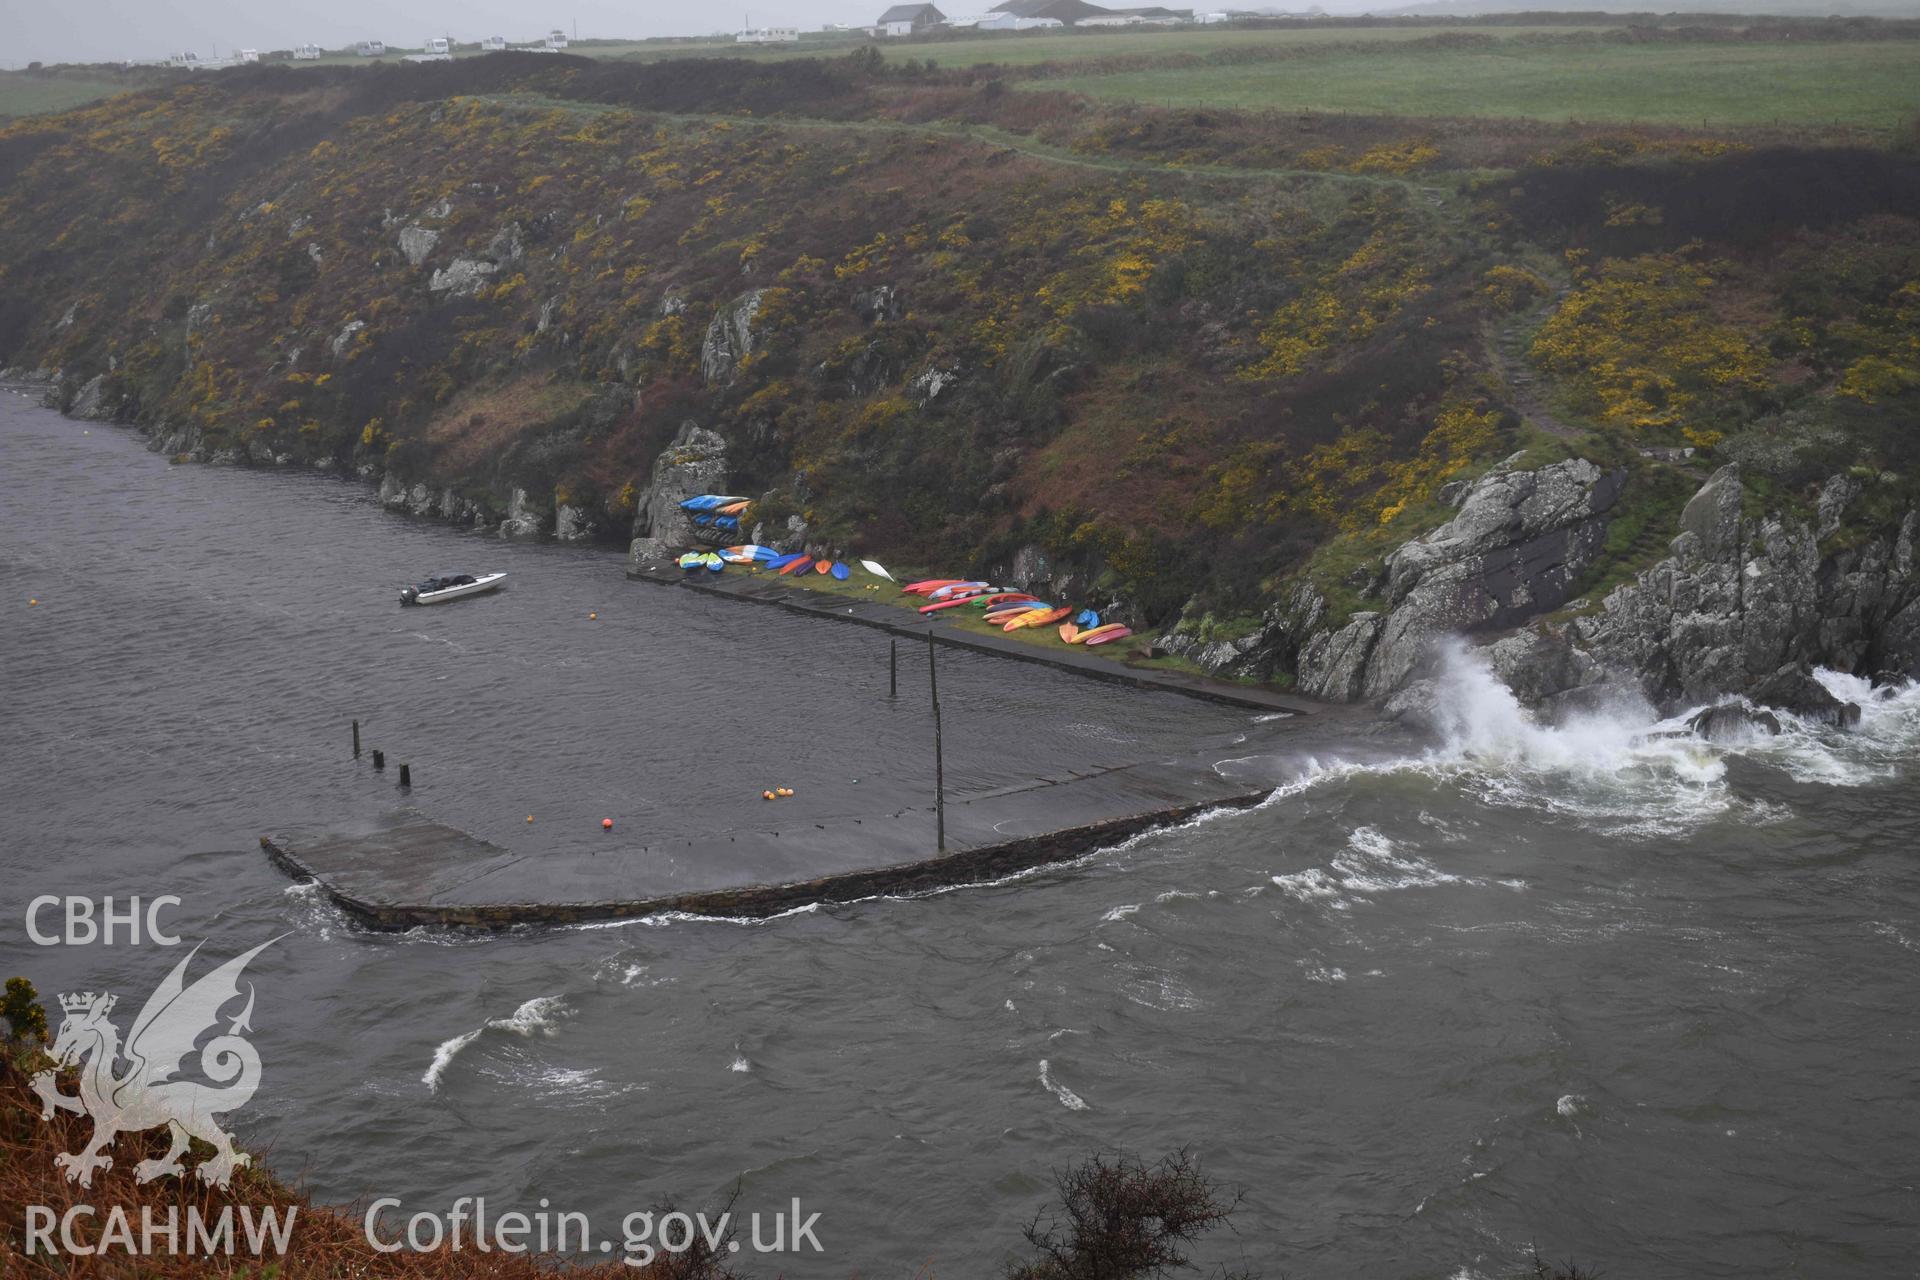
xmin=483 ymin=35 xmax=508 ymax=51
xmin=355 ymin=39 xmax=386 ymax=56
xmin=876 ymin=3 xmax=947 ymax=35
xmin=294 ymin=42 xmax=322 ymax=59
xmin=736 ymin=26 xmax=802 ymax=42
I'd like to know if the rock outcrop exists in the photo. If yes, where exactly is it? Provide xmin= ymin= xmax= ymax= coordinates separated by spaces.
xmin=1203 ymin=458 xmax=1919 ymax=717
xmin=625 ymin=421 xmax=730 ymax=569
xmin=701 ymin=289 xmax=767 ymax=385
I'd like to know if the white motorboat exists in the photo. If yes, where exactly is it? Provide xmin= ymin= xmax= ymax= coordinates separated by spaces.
xmin=399 ymin=571 xmax=507 ymax=605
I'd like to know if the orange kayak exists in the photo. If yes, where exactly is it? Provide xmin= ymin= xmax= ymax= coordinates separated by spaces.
xmin=1010 ymin=607 xmax=1071 ymax=632
xmin=903 ymin=578 xmax=963 ymax=595
xmin=778 ymin=557 xmax=814 ymax=576
xmin=814 ymin=560 xmax=833 ymax=574
xmin=1079 ymin=624 xmax=1133 ymax=646
xmin=1058 ymin=623 xmax=1080 ymax=644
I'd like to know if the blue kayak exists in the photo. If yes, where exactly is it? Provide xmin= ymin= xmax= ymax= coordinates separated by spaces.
xmin=1076 ymin=609 xmax=1100 ymax=628
xmin=831 ymin=563 xmax=851 ymax=581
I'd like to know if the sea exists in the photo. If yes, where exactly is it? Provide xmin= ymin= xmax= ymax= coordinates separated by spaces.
xmin=3 ymin=392 xmax=1916 ymax=1278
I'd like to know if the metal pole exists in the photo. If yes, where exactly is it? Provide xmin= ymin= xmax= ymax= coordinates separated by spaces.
xmin=928 ymin=631 xmax=944 ymax=851
xmin=352 ymin=719 xmax=361 ymax=757
xmin=890 ymin=639 xmax=897 ymax=698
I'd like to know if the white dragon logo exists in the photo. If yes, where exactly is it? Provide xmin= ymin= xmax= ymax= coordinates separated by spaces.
xmin=31 ymin=938 xmax=279 ymax=1189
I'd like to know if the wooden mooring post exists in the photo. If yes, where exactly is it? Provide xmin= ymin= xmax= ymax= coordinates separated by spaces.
xmin=352 ymin=720 xmax=361 ymax=757
xmin=928 ymin=631 xmax=944 ymax=852
xmin=372 ymin=749 xmax=385 ymax=771
xmin=398 ymin=763 xmax=411 ymax=788
xmin=889 ymin=639 xmax=897 ymax=698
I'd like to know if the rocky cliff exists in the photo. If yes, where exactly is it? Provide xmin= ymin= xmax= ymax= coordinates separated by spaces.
xmin=1194 ymin=458 xmax=1920 ymax=721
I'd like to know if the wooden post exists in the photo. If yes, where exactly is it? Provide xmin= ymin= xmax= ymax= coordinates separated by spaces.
xmin=372 ymin=749 xmax=385 ymax=770
xmin=890 ymin=639 xmax=897 ymax=698
xmin=398 ymin=763 xmax=411 ymax=788
xmin=928 ymin=631 xmax=944 ymax=852
xmin=352 ymin=720 xmax=361 ymax=757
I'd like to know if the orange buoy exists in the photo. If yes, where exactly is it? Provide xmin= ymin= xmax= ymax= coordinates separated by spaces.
xmin=762 ymin=790 xmax=775 ymax=801
xmin=602 ymin=818 xmax=614 ymax=829
xmin=527 ymin=815 xmax=535 ymax=823
xmin=28 ymin=599 xmax=37 ymax=606
xmin=589 ymin=612 xmax=598 ymax=620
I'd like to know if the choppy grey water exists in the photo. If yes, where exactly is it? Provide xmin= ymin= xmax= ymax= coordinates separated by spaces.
xmin=3 ymin=395 xmax=1917 ymax=1278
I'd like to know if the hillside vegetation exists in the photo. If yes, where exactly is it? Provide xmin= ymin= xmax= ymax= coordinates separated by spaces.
xmin=1 ymin=49 xmax=1916 ymax=654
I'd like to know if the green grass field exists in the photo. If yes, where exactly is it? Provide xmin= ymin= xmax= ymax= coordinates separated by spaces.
xmin=0 ymin=75 xmax=131 ymax=118
xmin=594 ymin=24 xmax=1608 ymax=67
xmin=1031 ymin=38 xmax=1920 ymax=127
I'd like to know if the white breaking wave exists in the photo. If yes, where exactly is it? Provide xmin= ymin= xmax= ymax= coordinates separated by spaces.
xmin=1273 ymin=826 xmax=1470 ymax=908
xmin=422 ymin=994 xmax=569 ymax=1093
xmin=1038 ymin=1058 xmax=1088 ymax=1111
xmin=1284 ymin=643 xmax=1920 ymax=839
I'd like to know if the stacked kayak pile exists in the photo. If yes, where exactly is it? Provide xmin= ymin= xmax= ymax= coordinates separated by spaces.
xmin=678 ymin=544 xmax=855 ymax=580
xmin=666 ymin=543 xmax=1135 ymax=650
xmin=901 ymin=580 xmax=1134 ymax=647
xmin=679 ymin=494 xmax=750 ymax=533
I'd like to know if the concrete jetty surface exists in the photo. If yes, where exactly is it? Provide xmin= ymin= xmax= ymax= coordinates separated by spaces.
xmin=263 ymin=751 xmax=1275 ymax=930
xmin=624 ymin=552 xmax=1318 ymax=716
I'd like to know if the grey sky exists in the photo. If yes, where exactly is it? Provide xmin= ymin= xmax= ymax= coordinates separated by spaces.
xmin=0 ymin=0 xmax=897 ymax=65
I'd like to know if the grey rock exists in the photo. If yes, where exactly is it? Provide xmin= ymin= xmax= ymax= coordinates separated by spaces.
xmin=68 ymin=373 xmax=112 ymax=421
xmin=428 ymin=258 xmax=498 ymax=297
xmin=554 ymin=502 xmax=595 ymax=543
xmin=627 ymin=420 xmax=729 ymax=564
xmin=398 ymin=225 xmax=440 ymax=267
xmin=910 ymin=364 xmax=959 ymax=404
xmin=1677 ymin=463 xmax=1743 ymax=560
xmin=330 ymin=319 xmax=366 ymax=357
xmin=499 ymin=487 xmax=545 ymax=539
xmin=1687 ymin=702 xmax=1782 ymax=742
xmin=852 ymin=284 xmax=902 ymax=325
xmin=701 ymin=289 xmax=767 ymax=385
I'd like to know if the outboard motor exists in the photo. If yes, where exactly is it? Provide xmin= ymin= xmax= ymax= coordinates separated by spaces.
xmin=400 ymin=585 xmax=420 ymax=605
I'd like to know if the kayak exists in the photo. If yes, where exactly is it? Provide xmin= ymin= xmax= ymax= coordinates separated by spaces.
xmin=679 ymin=495 xmax=746 ymax=512
xmin=400 ymin=572 xmax=506 ymax=605
xmin=1008 ymin=606 xmax=1071 ymax=631
xmin=1080 ymin=625 xmax=1133 ymax=646
xmin=1075 ymin=609 xmax=1101 ymax=628
xmin=717 ymin=500 xmax=749 ymax=516
xmin=922 ymin=591 xmax=1030 ymax=614
xmin=928 ymin=581 xmax=991 ymax=600
xmin=831 ymin=562 xmax=851 ymax=581
xmin=860 ymin=560 xmax=893 ymax=581
xmin=903 ymin=579 xmax=963 ymax=595
xmin=1058 ymin=623 xmax=1080 ymax=644
xmin=984 ymin=604 xmax=1046 ymax=623
xmin=814 ymin=560 xmax=833 ymax=575
xmin=768 ymin=553 xmax=807 ymax=570
xmin=778 ymin=556 xmax=814 ymax=576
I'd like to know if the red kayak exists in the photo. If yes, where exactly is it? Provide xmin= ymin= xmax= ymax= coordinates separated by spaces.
xmin=778 ymin=556 xmax=814 ymax=576
xmin=920 ymin=591 xmax=1032 ymax=614
xmin=903 ymin=578 xmax=964 ymax=595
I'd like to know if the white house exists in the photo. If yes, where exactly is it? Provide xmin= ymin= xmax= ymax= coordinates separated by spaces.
xmin=546 ymin=28 xmax=569 ymax=49
xmin=238 ymin=48 xmax=260 ymax=62
xmin=736 ymin=26 xmax=801 ymax=42
xmin=355 ymin=39 xmax=386 ymax=56
xmin=876 ymin=3 xmax=946 ymax=35
xmin=294 ymin=42 xmax=322 ymax=59
xmin=483 ymin=35 xmax=507 ymax=51
xmin=1196 ymin=10 xmax=1229 ymax=21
